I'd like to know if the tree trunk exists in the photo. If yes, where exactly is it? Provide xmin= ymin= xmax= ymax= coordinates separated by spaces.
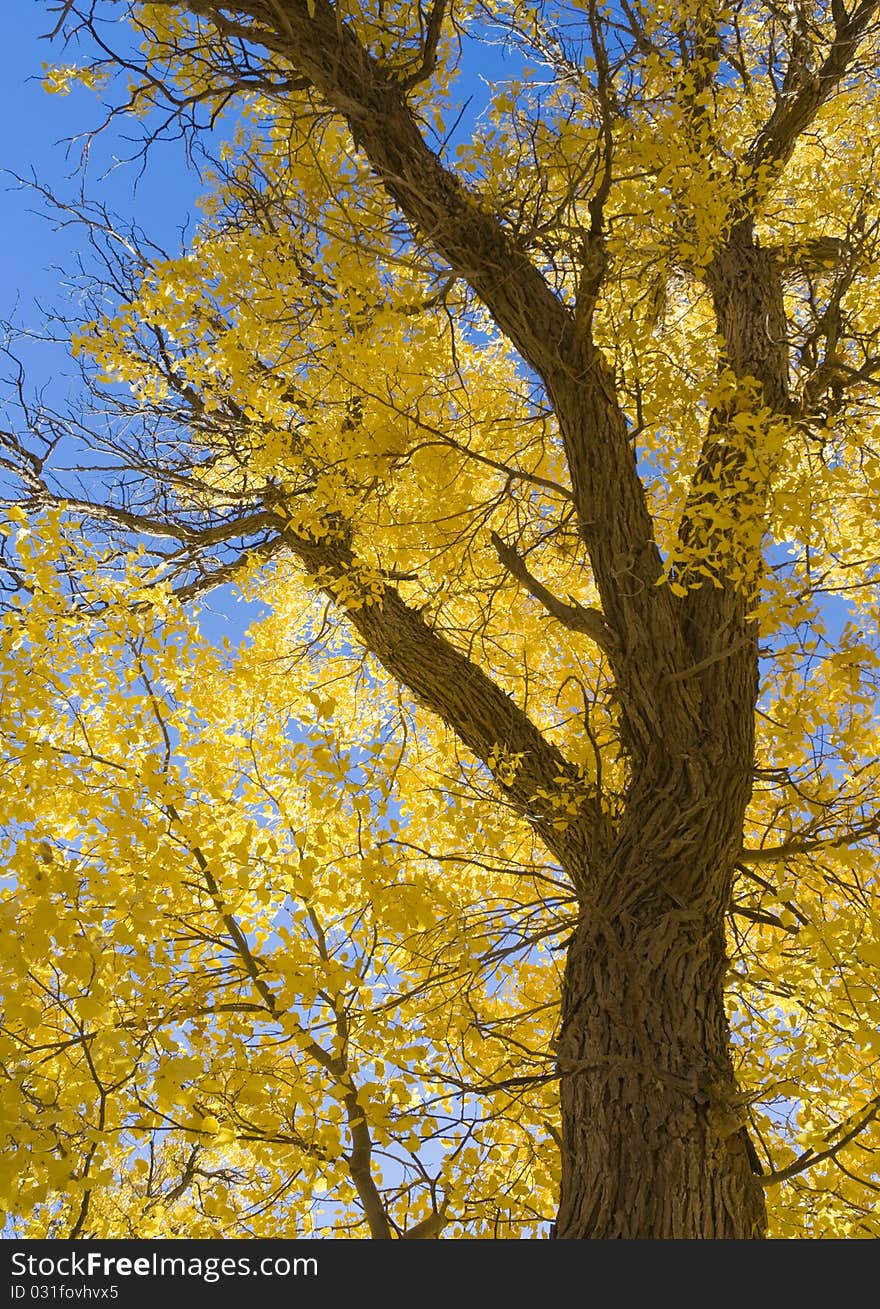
xmin=554 ymin=762 xmax=767 ymax=1239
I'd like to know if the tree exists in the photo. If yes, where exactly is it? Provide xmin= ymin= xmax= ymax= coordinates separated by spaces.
xmin=2 ymin=0 xmax=880 ymax=1239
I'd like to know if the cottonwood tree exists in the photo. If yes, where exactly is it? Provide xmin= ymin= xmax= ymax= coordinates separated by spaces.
xmin=3 ymin=0 xmax=880 ymax=1238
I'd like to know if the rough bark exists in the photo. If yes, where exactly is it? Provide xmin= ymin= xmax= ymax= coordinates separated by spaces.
xmin=554 ymin=755 xmax=766 ymax=1238
xmin=556 ymin=906 xmax=765 ymax=1238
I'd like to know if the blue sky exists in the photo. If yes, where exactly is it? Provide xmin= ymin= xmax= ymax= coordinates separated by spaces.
xmin=1 ymin=4 xmax=204 ymax=326
xmin=2 ymin=3 xmax=85 ymax=320
xmin=0 ymin=5 xmax=261 ymax=642
xmin=0 ymin=6 xmax=512 ymax=327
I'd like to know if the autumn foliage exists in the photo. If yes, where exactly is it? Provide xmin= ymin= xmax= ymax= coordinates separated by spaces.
xmin=2 ymin=0 xmax=880 ymax=1238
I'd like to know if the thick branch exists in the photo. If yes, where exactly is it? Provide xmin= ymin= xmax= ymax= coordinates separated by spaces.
xmin=283 ymin=525 xmax=604 ymax=880
xmin=745 ymin=2 xmax=880 ymax=186
xmin=685 ymin=3 xmax=880 ymax=620
xmin=399 ymin=0 xmax=448 ymax=91
xmin=171 ymin=535 xmax=285 ymax=603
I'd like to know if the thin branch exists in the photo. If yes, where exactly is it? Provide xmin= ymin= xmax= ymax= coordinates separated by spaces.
xmin=740 ymin=810 xmax=880 ymax=864
xmin=763 ymin=1092 xmax=880 ymax=1187
xmin=490 ymin=530 xmax=619 ymax=658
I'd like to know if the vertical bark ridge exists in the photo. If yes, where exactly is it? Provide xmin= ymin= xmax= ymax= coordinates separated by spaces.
xmin=555 ymin=761 xmax=767 ymax=1239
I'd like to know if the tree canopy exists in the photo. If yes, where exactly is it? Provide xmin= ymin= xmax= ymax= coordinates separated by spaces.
xmin=2 ymin=0 xmax=880 ymax=1238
